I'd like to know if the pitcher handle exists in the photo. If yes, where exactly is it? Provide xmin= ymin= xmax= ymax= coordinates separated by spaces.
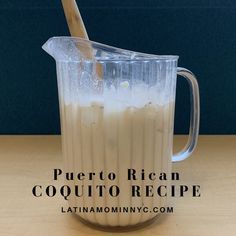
xmin=172 ymin=67 xmax=200 ymax=162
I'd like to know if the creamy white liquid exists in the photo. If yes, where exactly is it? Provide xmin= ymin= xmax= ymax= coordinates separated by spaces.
xmin=60 ymin=100 xmax=174 ymax=227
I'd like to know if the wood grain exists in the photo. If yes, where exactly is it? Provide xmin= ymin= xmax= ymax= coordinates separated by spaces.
xmin=0 ymin=135 xmax=235 ymax=236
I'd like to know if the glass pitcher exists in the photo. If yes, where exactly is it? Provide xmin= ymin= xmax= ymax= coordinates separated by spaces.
xmin=43 ymin=37 xmax=200 ymax=228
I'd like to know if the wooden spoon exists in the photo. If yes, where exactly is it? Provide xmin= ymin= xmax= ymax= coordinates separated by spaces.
xmin=61 ymin=0 xmax=102 ymax=78
xmin=61 ymin=0 xmax=88 ymax=39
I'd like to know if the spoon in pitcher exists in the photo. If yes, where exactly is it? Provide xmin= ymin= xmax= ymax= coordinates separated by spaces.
xmin=61 ymin=0 xmax=102 ymax=78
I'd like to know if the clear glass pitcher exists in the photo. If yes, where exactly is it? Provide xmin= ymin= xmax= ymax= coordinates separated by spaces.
xmin=43 ymin=37 xmax=200 ymax=228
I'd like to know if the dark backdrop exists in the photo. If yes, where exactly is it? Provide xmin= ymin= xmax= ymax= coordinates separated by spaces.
xmin=0 ymin=0 xmax=236 ymax=134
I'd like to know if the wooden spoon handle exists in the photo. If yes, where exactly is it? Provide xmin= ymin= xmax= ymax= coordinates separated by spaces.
xmin=61 ymin=0 xmax=88 ymax=39
xmin=61 ymin=0 xmax=103 ymax=78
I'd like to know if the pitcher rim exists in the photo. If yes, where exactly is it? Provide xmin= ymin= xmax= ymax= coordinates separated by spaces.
xmin=43 ymin=36 xmax=179 ymax=62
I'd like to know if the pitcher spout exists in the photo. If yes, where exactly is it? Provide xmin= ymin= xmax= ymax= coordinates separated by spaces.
xmin=42 ymin=37 xmax=85 ymax=62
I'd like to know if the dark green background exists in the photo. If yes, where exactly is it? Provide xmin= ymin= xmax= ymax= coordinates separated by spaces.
xmin=0 ymin=1 xmax=236 ymax=134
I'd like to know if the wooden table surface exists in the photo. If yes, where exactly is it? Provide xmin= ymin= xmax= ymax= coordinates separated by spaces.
xmin=0 ymin=135 xmax=235 ymax=236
